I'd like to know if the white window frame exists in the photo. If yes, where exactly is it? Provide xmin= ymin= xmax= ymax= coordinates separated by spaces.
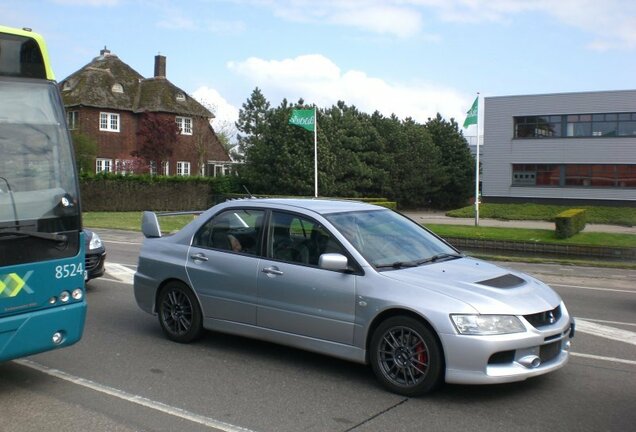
xmin=177 ymin=161 xmax=191 ymax=176
xmin=162 ymin=161 xmax=170 ymax=175
xmin=149 ymin=161 xmax=157 ymax=176
xmin=176 ymin=116 xmax=192 ymax=135
xmin=67 ymin=111 xmax=79 ymax=130
xmin=96 ymin=158 xmax=112 ymax=173
xmin=100 ymin=112 xmax=120 ymax=132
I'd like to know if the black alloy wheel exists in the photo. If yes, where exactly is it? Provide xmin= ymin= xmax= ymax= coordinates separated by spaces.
xmin=157 ymin=281 xmax=203 ymax=343
xmin=370 ymin=316 xmax=443 ymax=396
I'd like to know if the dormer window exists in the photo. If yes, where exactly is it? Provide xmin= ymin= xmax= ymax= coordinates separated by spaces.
xmin=176 ymin=92 xmax=186 ymax=102
xmin=112 ymin=83 xmax=124 ymax=93
xmin=62 ymin=81 xmax=71 ymax=91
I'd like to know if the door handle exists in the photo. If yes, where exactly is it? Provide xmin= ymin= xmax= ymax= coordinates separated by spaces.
xmin=262 ymin=267 xmax=283 ymax=276
xmin=190 ymin=253 xmax=208 ymax=262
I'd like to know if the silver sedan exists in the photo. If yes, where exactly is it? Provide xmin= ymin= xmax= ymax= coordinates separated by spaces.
xmin=134 ymin=199 xmax=574 ymax=396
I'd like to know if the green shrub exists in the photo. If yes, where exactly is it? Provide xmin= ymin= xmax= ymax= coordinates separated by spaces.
xmin=369 ymin=201 xmax=397 ymax=210
xmin=555 ymin=209 xmax=586 ymax=238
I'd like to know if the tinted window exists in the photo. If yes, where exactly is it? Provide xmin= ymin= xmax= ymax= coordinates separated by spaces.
xmin=268 ymin=211 xmax=345 ymax=266
xmin=0 ymin=33 xmax=46 ymax=79
xmin=193 ymin=209 xmax=264 ymax=255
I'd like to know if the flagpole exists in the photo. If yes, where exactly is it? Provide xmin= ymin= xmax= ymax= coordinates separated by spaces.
xmin=474 ymin=92 xmax=480 ymax=227
xmin=314 ymin=106 xmax=318 ymax=197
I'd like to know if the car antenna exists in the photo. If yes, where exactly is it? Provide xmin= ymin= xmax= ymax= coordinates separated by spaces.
xmin=243 ymin=185 xmax=255 ymax=199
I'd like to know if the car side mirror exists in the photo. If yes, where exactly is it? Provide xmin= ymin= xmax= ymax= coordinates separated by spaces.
xmin=319 ymin=253 xmax=349 ymax=271
xmin=141 ymin=211 xmax=162 ymax=238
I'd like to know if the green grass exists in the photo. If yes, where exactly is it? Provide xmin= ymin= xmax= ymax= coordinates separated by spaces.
xmin=425 ymin=224 xmax=636 ymax=248
xmin=447 ymin=203 xmax=636 ymax=226
xmin=84 ymin=212 xmax=196 ymax=233
xmin=83 ymin=211 xmax=636 ymax=248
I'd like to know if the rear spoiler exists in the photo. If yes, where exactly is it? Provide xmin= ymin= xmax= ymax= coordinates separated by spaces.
xmin=141 ymin=211 xmax=204 ymax=238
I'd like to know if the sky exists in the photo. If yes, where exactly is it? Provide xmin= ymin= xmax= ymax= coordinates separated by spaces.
xmin=3 ymin=0 xmax=636 ymax=139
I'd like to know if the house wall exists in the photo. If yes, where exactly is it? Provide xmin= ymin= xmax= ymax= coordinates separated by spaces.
xmin=72 ymin=108 xmax=228 ymax=175
xmin=483 ymin=90 xmax=636 ymax=204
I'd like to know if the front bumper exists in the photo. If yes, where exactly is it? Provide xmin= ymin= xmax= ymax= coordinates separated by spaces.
xmin=85 ymin=250 xmax=106 ymax=281
xmin=442 ymin=316 xmax=574 ymax=385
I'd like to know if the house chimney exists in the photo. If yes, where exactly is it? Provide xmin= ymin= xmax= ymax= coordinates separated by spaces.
xmin=154 ymin=54 xmax=166 ymax=78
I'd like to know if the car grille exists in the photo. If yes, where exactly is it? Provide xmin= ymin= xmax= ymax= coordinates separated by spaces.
xmin=539 ymin=341 xmax=561 ymax=363
xmin=85 ymin=254 xmax=101 ymax=271
xmin=524 ymin=305 xmax=562 ymax=328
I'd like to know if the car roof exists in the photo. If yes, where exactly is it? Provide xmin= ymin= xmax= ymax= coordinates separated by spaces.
xmin=222 ymin=198 xmax=384 ymax=215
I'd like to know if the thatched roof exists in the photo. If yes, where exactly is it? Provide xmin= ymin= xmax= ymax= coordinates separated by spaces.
xmin=60 ymin=49 xmax=213 ymax=118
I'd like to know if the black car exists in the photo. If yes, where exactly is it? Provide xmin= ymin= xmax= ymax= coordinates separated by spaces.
xmin=85 ymin=229 xmax=106 ymax=281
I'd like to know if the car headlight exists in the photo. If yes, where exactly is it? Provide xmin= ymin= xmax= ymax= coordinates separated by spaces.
xmin=451 ymin=314 xmax=526 ymax=335
xmin=89 ymin=232 xmax=103 ymax=250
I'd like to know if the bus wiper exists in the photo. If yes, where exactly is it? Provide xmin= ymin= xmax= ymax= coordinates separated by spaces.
xmin=417 ymin=253 xmax=463 ymax=265
xmin=0 ymin=230 xmax=67 ymax=242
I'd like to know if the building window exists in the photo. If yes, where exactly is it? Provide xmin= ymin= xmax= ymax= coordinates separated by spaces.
xmin=177 ymin=161 xmax=190 ymax=176
xmin=67 ymin=111 xmax=79 ymax=130
xmin=112 ymin=83 xmax=124 ymax=93
xmin=512 ymin=164 xmax=560 ymax=186
xmin=162 ymin=161 xmax=170 ymax=175
xmin=176 ymin=92 xmax=186 ymax=102
xmin=149 ymin=161 xmax=157 ymax=176
xmin=515 ymin=113 xmax=636 ymax=138
xmin=514 ymin=116 xmax=561 ymax=138
xmin=100 ymin=112 xmax=120 ymax=132
xmin=513 ymin=164 xmax=636 ymax=188
xmin=176 ymin=116 xmax=192 ymax=135
xmin=96 ymin=158 xmax=112 ymax=173
xmin=115 ymin=159 xmax=133 ymax=174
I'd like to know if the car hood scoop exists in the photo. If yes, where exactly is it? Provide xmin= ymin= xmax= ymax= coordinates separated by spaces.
xmin=476 ymin=273 xmax=525 ymax=289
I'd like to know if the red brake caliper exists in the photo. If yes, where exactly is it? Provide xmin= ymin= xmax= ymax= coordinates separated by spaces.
xmin=416 ymin=342 xmax=427 ymax=375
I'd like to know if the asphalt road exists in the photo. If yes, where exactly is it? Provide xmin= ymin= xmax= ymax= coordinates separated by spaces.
xmin=1 ymin=230 xmax=634 ymax=432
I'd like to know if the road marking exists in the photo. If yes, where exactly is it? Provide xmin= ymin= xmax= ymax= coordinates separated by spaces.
xmin=571 ymin=352 xmax=636 ymax=366
xmin=552 ymin=283 xmax=636 ymax=294
xmin=104 ymin=239 xmax=142 ymax=245
xmin=575 ymin=319 xmax=636 ymax=346
xmin=576 ymin=317 xmax=636 ymax=328
xmin=105 ymin=263 xmax=136 ymax=284
xmin=15 ymin=359 xmax=257 ymax=432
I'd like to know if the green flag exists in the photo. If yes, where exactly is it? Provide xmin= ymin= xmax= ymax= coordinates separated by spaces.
xmin=289 ymin=109 xmax=315 ymax=132
xmin=463 ymin=97 xmax=478 ymax=128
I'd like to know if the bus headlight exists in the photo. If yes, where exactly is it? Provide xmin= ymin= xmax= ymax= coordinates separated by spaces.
xmin=59 ymin=291 xmax=70 ymax=303
xmin=72 ymin=288 xmax=83 ymax=300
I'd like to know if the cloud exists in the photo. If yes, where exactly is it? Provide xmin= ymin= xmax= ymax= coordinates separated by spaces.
xmin=192 ymin=86 xmax=240 ymax=138
xmin=227 ymin=54 xmax=471 ymax=125
xmin=244 ymin=0 xmax=636 ymax=49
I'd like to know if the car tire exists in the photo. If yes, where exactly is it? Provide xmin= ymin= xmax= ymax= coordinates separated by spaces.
xmin=157 ymin=281 xmax=203 ymax=343
xmin=370 ymin=316 xmax=443 ymax=396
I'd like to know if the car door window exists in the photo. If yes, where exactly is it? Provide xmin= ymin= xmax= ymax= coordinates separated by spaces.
xmin=193 ymin=209 xmax=264 ymax=256
xmin=268 ymin=211 xmax=345 ymax=266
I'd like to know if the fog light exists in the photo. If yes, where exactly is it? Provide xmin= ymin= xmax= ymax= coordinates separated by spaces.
xmin=52 ymin=332 xmax=64 ymax=344
xmin=564 ymin=340 xmax=571 ymax=351
xmin=72 ymin=288 xmax=83 ymax=300
xmin=48 ymin=297 xmax=57 ymax=305
xmin=59 ymin=291 xmax=70 ymax=303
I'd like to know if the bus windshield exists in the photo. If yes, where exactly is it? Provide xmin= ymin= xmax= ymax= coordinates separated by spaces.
xmin=0 ymin=78 xmax=80 ymax=263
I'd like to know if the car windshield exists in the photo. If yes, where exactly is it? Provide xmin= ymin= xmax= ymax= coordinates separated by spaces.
xmin=325 ymin=209 xmax=459 ymax=270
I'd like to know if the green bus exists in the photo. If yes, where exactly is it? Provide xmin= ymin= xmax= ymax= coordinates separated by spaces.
xmin=0 ymin=25 xmax=86 ymax=361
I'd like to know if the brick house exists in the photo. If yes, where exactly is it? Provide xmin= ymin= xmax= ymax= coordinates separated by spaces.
xmin=59 ymin=48 xmax=232 ymax=176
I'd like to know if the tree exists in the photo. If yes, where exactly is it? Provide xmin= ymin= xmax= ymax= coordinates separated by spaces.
xmin=425 ymin=114 xmax=475 ymax=208
xmin=132 ymin=112 xmax=179 ymax=172
xmin=235 ymin=87 xmax=270 ymax=162
xmin=71 ymin=132 xmax=97 ymax=174
xmin=320 ymin=102 xmax=388 ymax=197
